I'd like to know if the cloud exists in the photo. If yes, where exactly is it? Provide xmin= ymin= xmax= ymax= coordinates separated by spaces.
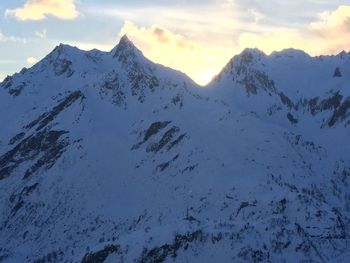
xmin=116 ymin=5 xmax=350 ymax=84
xmin=248 ymin=9 xmax=265 ymax=25
xmin=85 ymin=3 xmax=240 ymax=47
xmin=234 ymin=6 xmax=350 ymax=56
xmin=152 ymin=28 xmax=170 ymax=43
xmin=120 ymin=21 xmax=234 ymax=85
xmin=5 ymin=0 xmax=78 ymax=21
xmin=26 ymin=57 xmax=38 ymax=65
xmin=308 ymin=5 xmax=350 ymax=53
xmin=35 ymin=29 xmax=47 ymax=39
xmin=0 ymin=32 xmax=26 ymax=43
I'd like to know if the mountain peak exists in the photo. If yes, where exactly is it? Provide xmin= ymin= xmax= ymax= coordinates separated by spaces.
xmin=235 ymin=48 xmax=267 ymax=64
xmin=119 ymin=35 xmax=134 ymax=47
xmin=271 ymin=48 xmax=310 ymax=59
xmin=227 ymin=48 xmax=266 ymax=67
xmin=54 ymin=43 xmax=79 ymax=54
xmin=44 ymin=43 xmax=81 ymax=63
xmin=241 ymin=48 xmax=266 ymax=57
xmin=336 ymin=50 xmax=349 ymax=59
xmin=111 ymin=35 xmax=142 ymax=59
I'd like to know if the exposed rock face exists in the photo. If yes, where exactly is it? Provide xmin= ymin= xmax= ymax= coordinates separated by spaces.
xmin=333 ymin=67 xmax=342 ymax=78
xmin=0 ymin=129 xmax=69 ymax=181
xmin=81 ymin=245 xmax=121 ymax=263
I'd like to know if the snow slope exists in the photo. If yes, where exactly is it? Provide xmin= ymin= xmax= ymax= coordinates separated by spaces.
xmin=0 ymin=36 xmax=350 ymax=263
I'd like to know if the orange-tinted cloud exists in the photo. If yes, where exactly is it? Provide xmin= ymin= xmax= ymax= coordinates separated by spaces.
xmin=5 ymin=0 xmax=78 ymax=21
xmin=153 ymin=28 xmax=169 ymax=43
xmin=309 ymin=5 xmax=350 ymax=53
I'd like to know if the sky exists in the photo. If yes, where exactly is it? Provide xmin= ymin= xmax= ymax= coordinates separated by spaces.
xmin=0 ymin=0 xmax=350 ymax=85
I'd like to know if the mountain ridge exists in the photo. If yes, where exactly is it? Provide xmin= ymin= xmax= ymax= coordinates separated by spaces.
xmin=3 ymin=34 xmax=349 ymax=87
xmin=0 ymin=35 xmax=350 ymax=263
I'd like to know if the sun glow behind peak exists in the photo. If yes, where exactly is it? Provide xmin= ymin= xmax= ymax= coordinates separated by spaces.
xmin=1 ymin=1 xmax=350 ymax=85
xmin=119 ymin=21 xmax=232 ymax=86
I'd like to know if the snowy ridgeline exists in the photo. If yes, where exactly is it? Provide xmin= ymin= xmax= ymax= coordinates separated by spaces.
xmin=0 ymin=36 xmax=350 ymax=262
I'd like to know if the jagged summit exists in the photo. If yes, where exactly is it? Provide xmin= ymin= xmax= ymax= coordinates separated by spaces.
xmin=111 ymin=35 xmax=144 ymax=62
xmin=118 ymin=35 xmax=135 ymax=49
xmin=40 ymin=43 xmax=86 ymax=69
xmin=40 ymin=35 xmax=142 ymax=68
xmin=51 ymin=43 xmax=81 ymax=56
xmin=228 ymin=48 xmax=267 ymax=65
xmin=336 ymin=50 xmax=350 ymax=59
xmin=240 ymin=47 xmax=267 ymax=57
xmin=211 ymin=48 xmax=267 ymax=83
xmin=230 ymin=47 xmax=312 ymax=66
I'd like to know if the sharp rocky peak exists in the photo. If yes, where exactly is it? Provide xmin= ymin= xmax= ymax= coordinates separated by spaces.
xmin=50 ymin=43 xmax=81 ymax=57
xmin=229 ymin=48 xmax=267 ymax=67
xmin=111 ymin=35 xmax=144 ymax=61
xmin=212 ymin=48 xmax=266 ymax=81
xmin=117 ymin=35 xmax=136 ymax=49
xmin=41 ymin=43 xmax=84 ymax=67
xmin=336 ymin=50 xmax=350 ymax=59
xmin=240 ymin=48 xmax=266 ymax=57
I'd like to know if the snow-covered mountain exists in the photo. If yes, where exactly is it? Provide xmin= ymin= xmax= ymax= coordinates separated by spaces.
xmin=0 ymin=36 xmax=350 ymax=263
xmin=210 ymin=48 xmax=350 ymax=128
